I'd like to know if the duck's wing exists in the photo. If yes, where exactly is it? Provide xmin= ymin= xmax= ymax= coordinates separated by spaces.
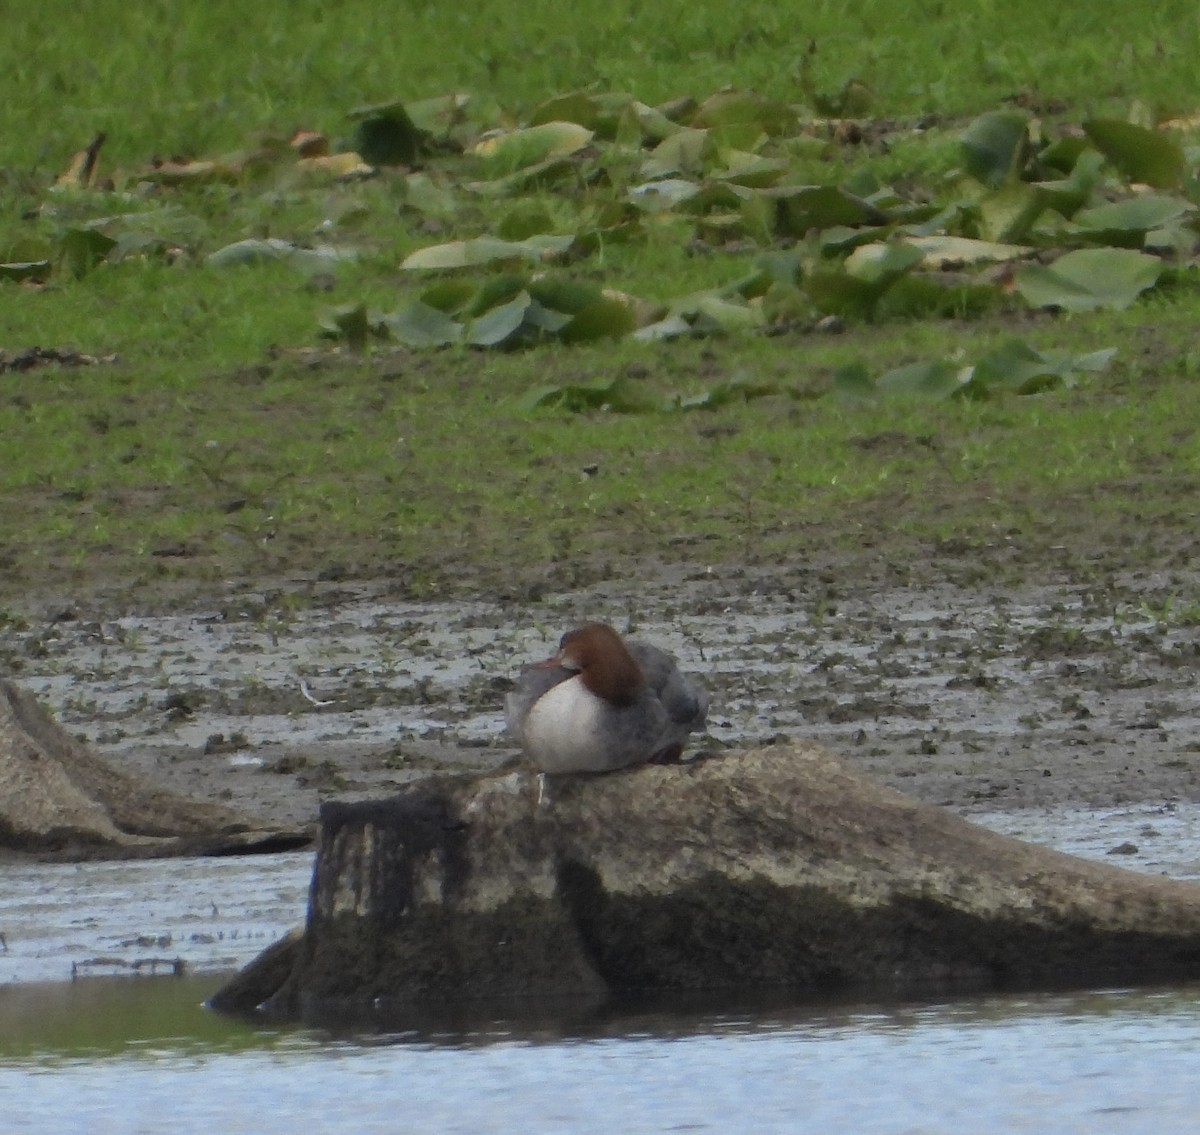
xmin=628 ymin=641 xmax=709 ymax=731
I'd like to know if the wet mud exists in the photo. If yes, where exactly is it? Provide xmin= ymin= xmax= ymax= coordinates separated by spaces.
xmin=4 ymin=555 xmax=1200 ymax=834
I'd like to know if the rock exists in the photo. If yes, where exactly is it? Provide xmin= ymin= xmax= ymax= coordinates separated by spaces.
xmin=217 ymin=742 xmax=1200 ymax=1019
xmin=206 ymin=927 xmax=305 ymax=1015
xmin=0 ymin=679 xmax=311 ymax=859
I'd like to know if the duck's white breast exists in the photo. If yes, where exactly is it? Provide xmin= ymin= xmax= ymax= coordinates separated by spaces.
xmin=522 ymin=678 xmax=638 ymax=773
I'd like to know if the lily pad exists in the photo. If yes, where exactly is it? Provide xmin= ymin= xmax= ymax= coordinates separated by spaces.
xmin=59 ymin=228 xmax=118 ymax=278
xmin=901 ymin=235 xmax=1032 ymax=268
xmin=466 ymin=292 xmax=533 ymax=346
xmin=961 ymin=111 xmax=1030 ymax=187
xmin=383 ymin=302 xmax=464 ymax=348
xmin=206 ymin=238 xmax=355 ymax=273
xmin=520 ymin=375 xmax=660 ymax=413
xmin=768 ymin=185 xmax=888 ymax=236
xmin=1013 ymin=248 xmax=1162 ymax=312
xmin=1073 ymin=195 xmax=1192 ymax=246
xmin=1083 ymin=119 xmax=1185 ymax=189
xmin=473 ymin=122 xmax=595 ymax=172
xmin=967 ymin=339 xmax=1117 ymax=395
xmin=400 ymin=235 xmax=574 ymax=270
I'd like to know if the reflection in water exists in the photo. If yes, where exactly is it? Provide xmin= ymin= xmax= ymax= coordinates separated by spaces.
xmin=3 ymin=980 xmax=1200 ymax=1135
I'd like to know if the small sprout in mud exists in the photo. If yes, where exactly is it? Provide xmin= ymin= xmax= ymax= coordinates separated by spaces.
xmin=380 ymin=745 xmax=408 ymax=770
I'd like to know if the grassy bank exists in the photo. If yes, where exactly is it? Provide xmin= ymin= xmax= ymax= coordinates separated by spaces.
xmin=4 ymin=1 xmax=1200 ymax=604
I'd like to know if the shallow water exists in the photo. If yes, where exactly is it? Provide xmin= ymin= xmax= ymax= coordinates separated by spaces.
xmin=3 ymin=978 xmax=1200 ymax=1135
xmin=5 ymin=811 xmax=1200 ymax=1133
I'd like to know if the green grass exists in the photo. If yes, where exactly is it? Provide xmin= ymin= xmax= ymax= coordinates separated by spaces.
xmin=10 ymin=0 xmax=1200 ymax=173
xmin=6 ymin=1 xmax=1200 ymax=602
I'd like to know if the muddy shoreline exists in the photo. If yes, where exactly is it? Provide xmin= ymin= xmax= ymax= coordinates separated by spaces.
xmin=4 ymin=539 xmax=1200 ymax=836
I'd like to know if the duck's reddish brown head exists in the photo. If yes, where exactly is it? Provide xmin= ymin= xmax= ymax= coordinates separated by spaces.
xmin=541 ymin=622 xmax=646 ymax=707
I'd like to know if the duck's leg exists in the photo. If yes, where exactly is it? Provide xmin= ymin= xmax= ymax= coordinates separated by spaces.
xmin=646 ymin=742 xmax=684 ymax=764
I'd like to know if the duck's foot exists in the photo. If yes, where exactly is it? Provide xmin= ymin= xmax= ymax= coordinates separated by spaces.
xmin=646 ymin=743 xmax=685 ymax=765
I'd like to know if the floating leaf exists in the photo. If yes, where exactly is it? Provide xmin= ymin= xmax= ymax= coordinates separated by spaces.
xmin=404 ymin=93 xmax=471 ymax=137
xmin=641 ymin=129 xmax=714 ymax=177
xmin=831 ymin=363 xmax=876 ymax=403
xmin=294 ymin=152 xmax=375 ymax=179
xmin=520 ymin=375 xmax=659 ymax=413
xmin=318 ymin=303 xmax=376 ymax=351
xmin=473 ymin=122 xmax=594 ymax=171
xmin=1013 ymin=248 xmax=1162 ymax=312
xmin=59 ymin=227 xmax=118 ymax=278
xmin=558 ymin=295 xmax=639 ymax=342
xmin=967 ymin=339 xmax=1117 ymax=396
xmin=1083 ymin=119 xmax=1185 ymax=189
xmin=961 ymin=111 xmax=1030 ymax=187
xmin=400 ymin=235 xmax=573 ymax=269
xmin=466 ymin=291 xmax=533 ymax=346
xmin=876 ymin=360 xmax=969 ymax=399
xmin=844 ymin=241 xmax=926 ymax=284
xmin=0 ymin=259 xmax=50 ymax=282
xmin=976 ymin=182 xmax=1046 ymax=243
xmin=689 ymin=90 xmax=795 ymax=148
xmin=1073 ymin=195 xmax=1192 ymax=246
xmin=627 ymin=178 xmax=702 ymax=211
xmin=689 ymin=294 xmax=765 ymax=334
xmin=206 ymin=238 xmax=355 ymax=273
xmin=713 ymin=151 xmax=789 ymax=188
xmin=901 ymin=234 xmax=1032 ymax=267
xmin=383 ymin=302 xmax=464 ymax=348
xmin=767 ymin=185 xmax=888 ymax=236
xmin=839 ymin=342 xmax=1117 ymax=402
xmin=669 ymin=375 xmax=781 ymax=410
xmin=633 ymin=313 xmax=695 ymax=341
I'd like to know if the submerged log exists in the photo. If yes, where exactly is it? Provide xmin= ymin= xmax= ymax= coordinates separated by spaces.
xmin=0 ymin=679 xmax=310 ymax=859
xmin=217 ymin=743 xmax=1200 ymax=1017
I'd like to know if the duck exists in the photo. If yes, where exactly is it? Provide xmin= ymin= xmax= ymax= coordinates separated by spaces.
xmin=505 ymin=622 xmax=709 ymax=774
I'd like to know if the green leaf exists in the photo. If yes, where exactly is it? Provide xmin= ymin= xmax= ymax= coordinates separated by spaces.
xmin=844 ymin=241 xmax=925 ymax=284
xmin=59 ymin=227 xmax=117 ymax=278
xmin=419 ymin=279 xmax=478 ymax=315
xmin=689 ymin=294 xmax=765 ymax=334
xmin=1083 ymin=119 xmax=1185 ymax=189
xmin=976 ymin=182 xmax=1046 ymax=243
xmin=876 ymin=360 xmax=969 ymax=400
xmin=831 ymin=363 xmax=876 ymax=403
xmin=526 ymin=277 xmax=604 ymax=314
xmin=1074 ymin=195 xmax=1192 ymax=246
xmin=633 ymin=313 xmax=695 ymax=341
xmin=0 ymin=259 xmax=50 ymax=282
xmin=206 ymin=238 xmax=354 ymax=273
xmin=383 ymin=302 xmax=464 ymax=348
xmin=466 ymin=291 xmax=533 ymax=346
xmin=961 ymin=111 xmax=1030 ymax=187
xmin=901 ymin=234 xmax=1032 ymax=267
xmin=1013 ymin=248 xmax=1162 ymax=312
xmin=400 ymin=235 xmax=573 ymax=269
xmin=641 ymin=129 xmax=714 ymax=177
xmin=520 ymin=375 xmax=659 ymax=413
xmin=968 ymin=340 xmax=1118 ymax=396
xmin=768 ymin=185 xmax=888 ymax=236
xmin=689 ymin=90 xmax=795 ymax=148
xmin=317 ymin=303 xmax=376 ymax=351
xmin=669 ymin=375 xmax=780 ymax=410
xmin=473 ymin=122 xmax=594 ymax=173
